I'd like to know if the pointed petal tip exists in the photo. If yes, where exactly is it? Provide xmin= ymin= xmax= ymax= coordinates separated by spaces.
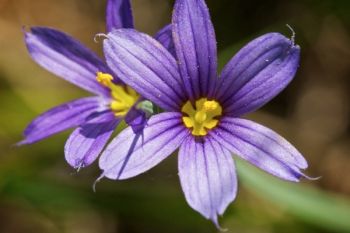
xmin=265 ymin=31 xmax=300 ymax=49
xmin=22 ymin=25 xmax=38 ymax=36
xmin=93 ymin=173 xmax=105 ymax=193
xmin=14 ymin=139 xmax=27 ymax=147
xmin=23 ymin=28 xmax=33 ymax=42
xmin=14 ymin=136 xmax=40 ymax=146
xmin=285 ymin=24 xmax=297 ymax=46
xmin=21 ymin=25 xmax=30 ymax=35
xmin=282 ymin=170 xmax=319 ymax=183
xmin=94 ymin=33 xmax=109 ymax=43
xmin=211 ymin=216 xmax=227 ymax=232
xmin=302 ymin=173 xmax=321 ymax=181
xmin=23 ymin=26 xmax=38 ymax=37
xmin=292 ymin=43 xmax=301 ymax=50
xmin=70 ymin=159 xmax=86 ymax=172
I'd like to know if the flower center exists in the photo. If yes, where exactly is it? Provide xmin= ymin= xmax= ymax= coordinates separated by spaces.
xmin=181 ymin=98 xmax=222 ymax=136
xmin=96 ymin=72 xmax=139 ymax=117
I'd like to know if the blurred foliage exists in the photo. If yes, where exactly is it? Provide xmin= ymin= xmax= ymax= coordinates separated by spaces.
xmin=236 ymin=159 xmax=350 ymax=233
xmin=1 ymin=0 xmax=350 ymax=232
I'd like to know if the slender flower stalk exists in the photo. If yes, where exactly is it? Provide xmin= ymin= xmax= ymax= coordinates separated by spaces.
xmin=19 ymin=0 xmax=174 ymax=170
xmin=99 ymin=0 xmax=311 ymax=226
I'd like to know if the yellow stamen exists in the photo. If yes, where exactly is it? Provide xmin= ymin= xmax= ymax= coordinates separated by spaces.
xmin=96 ymin=72 xmax=114 ymax=87
xmin=96 ymin=72 xmax=139 ymax=117
xmin=181 ymin=98 xmax=222 ymax=136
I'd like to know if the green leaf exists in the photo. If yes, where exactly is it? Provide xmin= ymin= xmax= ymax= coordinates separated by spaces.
xmin=236 ymin=158 xmax=350 ymax=232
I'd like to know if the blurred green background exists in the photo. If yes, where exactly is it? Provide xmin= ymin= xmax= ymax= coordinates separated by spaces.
xmin=1 ymin=0 xmax=350 ymax=232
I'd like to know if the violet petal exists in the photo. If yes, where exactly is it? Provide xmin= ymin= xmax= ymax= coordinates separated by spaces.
xmin=65 ymin=111 xmax=120 ymax=169
xmin=99 ymin=112 xmax=189 ymax=180
xmin=103 ymin=29 xmax=185 ymax=111
xmin=216 ymin=33 xmax=300 ymax=116
xmin=106 ymin=0 xmax=134 ymax=32
xmin=125 ymin=107 xmax=148 ymax=134
xmin=18 ymin=97 xmax=103 ymax=145
xmin=154 ymin=24 xmax=176 ymax=57
xmin=25 ymin=27 xmax=110 ymax=96
xmin=210 ymin=117 xmax=308 ymax=181
xmin=172 ymin=0 xmax=218 ymax=100
xmin=178 ymin=136 xmax=237 ymax=227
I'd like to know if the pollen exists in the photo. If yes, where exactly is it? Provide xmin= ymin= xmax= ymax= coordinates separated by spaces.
xmin=96 ymin=72 xmax=114 ymax=86
xmin=96 ymin=72 xmax=139 ymax=117
xmin=181 ymin=98 xmax=222 ymax=136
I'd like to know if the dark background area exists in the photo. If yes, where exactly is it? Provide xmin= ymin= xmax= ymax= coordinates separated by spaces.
xmin=0 ymin=0 xmax=349 ymax=232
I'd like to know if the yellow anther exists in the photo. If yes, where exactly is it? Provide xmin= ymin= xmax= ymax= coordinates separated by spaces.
xmin=181 ymin=98 xmax=222 ymax=136
xmin=96 ymin=72 xmax=114 ymax=87
xmin=203 ymin=101 xmax=219 ymax=111
xmin=183 ymin=117 xmax=194 ymax=128
xmin=96 ymin=72 xmax=139 ymax=117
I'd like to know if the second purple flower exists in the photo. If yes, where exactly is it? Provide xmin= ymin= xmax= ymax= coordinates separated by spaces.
xmin=19 ymin=0 xmax=174 ymax=170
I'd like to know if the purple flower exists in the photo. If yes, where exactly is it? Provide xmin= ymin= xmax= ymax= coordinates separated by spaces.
xmin=19 ymin=0 xmax=174 ymax=170
xmin=99 ymin=0 xmax=310 ymax=226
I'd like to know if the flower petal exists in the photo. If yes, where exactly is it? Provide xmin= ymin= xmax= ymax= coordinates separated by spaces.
xmin=172 ymin=0 xmax=218 ymax=100
xmin=124 ymin=107 xmax=148 ymax=134
xmin=25 ymin=27 xmax=110 ymax=96
xmin=103 ymin=29 xmax=185 ymax=111
xmin=18 ymin=97 xmax=104 ymax=145
xmin=178 ymin=136 xmax=237 ymax=226
xmin=99 ymin=112 xmax=189 ymax=180
xmin=106 ymin=0 xmax=134 ymax=32
xmin=210 ymin=117 xmax=308 ymax=181
xmin=65 ymin=111 xmax=120 ymax=169
xmin=154 ymin=24 xmax=176 ymax=57
xmin=216 ymin=33 xmax=300 ymax=116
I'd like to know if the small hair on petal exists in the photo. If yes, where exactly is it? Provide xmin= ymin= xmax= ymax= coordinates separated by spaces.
xmin=212 ymin=216 xmax=228 ymax=232
xmin=302 ymin=173 xmax=322 ymax=181
xmin=92 ymin=173 xmax=105 ymax=193
xmin=94 ymin=33 xmax=109 ymax=43
xmin=286 ymin=24 xmax=296 ymax=46
xmin=75 ymin=160 xmax=85 ymax=172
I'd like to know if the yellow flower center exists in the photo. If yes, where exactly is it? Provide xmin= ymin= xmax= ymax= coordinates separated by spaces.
xmin=96 ymin=72 xmax=139 ymax=117
xmin=181 ymin=98 xmax=222 ymax=136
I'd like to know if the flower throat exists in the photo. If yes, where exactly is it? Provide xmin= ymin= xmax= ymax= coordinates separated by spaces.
xmin=96 ymin=72 xmax=139 ymax=117
xmin=181 ymin=98 xmax=222 ymax=136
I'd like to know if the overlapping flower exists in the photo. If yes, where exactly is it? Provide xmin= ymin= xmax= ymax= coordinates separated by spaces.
xmin=19 ymin=0 xmax=173 ymax=170
xmin=99 ymin=0 xmax=310 ymax=226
